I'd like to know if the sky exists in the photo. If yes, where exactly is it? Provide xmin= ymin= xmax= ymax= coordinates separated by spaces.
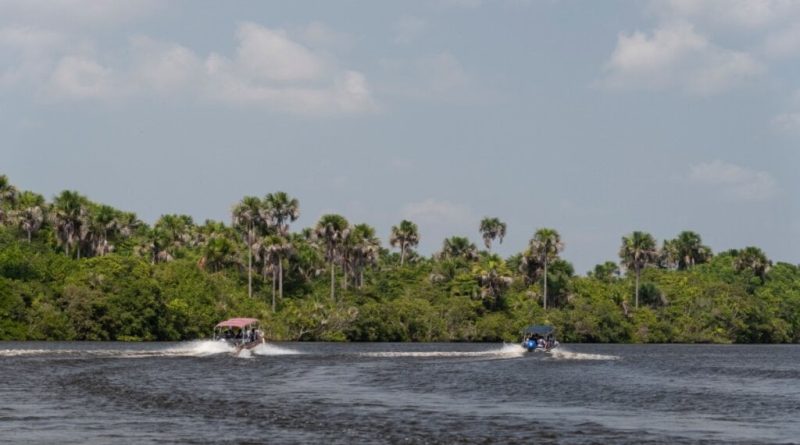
xmin=2 ymin=0 xmax=798 ymax=273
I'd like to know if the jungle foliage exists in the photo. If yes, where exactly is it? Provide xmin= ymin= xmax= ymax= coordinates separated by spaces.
xmin=0 ymin=175 xmax=798 ymax=343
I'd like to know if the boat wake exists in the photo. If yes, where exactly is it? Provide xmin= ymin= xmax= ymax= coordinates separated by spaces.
xmin=548 ymin=348 xmax=618 ymax=361
xmin=359 ymin=343 xmax=525 ymax=359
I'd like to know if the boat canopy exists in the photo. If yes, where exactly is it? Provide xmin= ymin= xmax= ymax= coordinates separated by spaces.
xmin=215 ymin=318 xmax=260 ymax=329
xmin=523 ymin=325 xmax=555 ymax=336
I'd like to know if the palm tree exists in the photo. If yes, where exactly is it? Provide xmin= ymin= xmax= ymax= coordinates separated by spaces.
xmin=201 ymin=235 xmax=239 ymax=272
xmin=13 ymin=191 xmax=47 ymax=243
xmin=472 ymin=256 xmax=513 ymax=309
xmin=479 ymin=217 xmax=507 ymax=251
xmin=389 ymin=220 xmax=419 ymax=266
xmin=51 ymin=190 xmax=89 ymax=258
xmin=0 ymin=174 xmax=19 ymax=210
xmin=438 ymin=236 xmax=479 ymax=261
xmin=262 ymin=192 xmax=300 ymax=235
xmin=232 ymin=196 xmax=264 ymax=298
xmin=259 ymin=234 xmax=294 ymax=312
xmin=314 ymin=214 xmax=350 ymax=300
xmin=733 ymin=246 xmax=771 ymax=282
xmin=347 ymin=224 xmax=381 ymax=288
xmin=619 ymin=231 xmax=658 ymax=308
xmin=673 ymin=231 xmax=713 ymax=270
xmin=16 ymin=206 xmax=45 ymax=243
xmin=529 ymin=228 xmax=564 ymax=310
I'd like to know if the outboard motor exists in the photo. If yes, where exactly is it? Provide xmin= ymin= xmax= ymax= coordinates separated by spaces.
xmin=526 ymin=339 xmax=537 ymax=351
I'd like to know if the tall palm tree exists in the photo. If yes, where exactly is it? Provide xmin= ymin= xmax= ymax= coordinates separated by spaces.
xmin=479 ymin=217 xmax=507 ymax=251
xmin=259 ymin=234 xmax=294 ymax=312
xmin=16 ymin=206 xmax=45 ymax=243
xmin=472 ymin=256 xmax=513 ymax=309
xmin=232 ymin=196 xmax=264 ymax=298
xmin=619 ymin=231 xmax=658 ymax=308
xmin=529 ymin=228 xmax=564 ymax=310
xmin=314 ymin=214 xmax=350 ymax=301
xmin=0 ymin=174 xmax=19 ymax=211
xmin=51 ymin=190 xmax=88 ymax=258
xmin=673 ymin=231 xmax=713 ymax=270
xmin=13 ymin=191 xmax=47 ymax=243
xmin=733 ymin=246 xmax=771 ymax=282
xmin=347 ymin=223 xmax=381 ymax=288
xmin=439 ymin=236 xmax=479 ymax=261
xmin=389 ymin=220 xmax=419 ymax=266
xmin=262 ymin=192 xmax=300 ymax=235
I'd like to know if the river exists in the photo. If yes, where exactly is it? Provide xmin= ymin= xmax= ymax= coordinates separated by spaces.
xmin=1 ymin=342 xmax=798 ymax=444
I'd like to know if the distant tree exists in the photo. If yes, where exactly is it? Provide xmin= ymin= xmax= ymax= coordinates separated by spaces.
xmin=439 ymin=236 xmax=478 ymax=262
xmin=314 ymin=214 xmax=350 ymax=300
xmin=13 ymin=192 xmax=46 ymax=243
xmin=472 ymin=256 xmax=512 ymax=309
xmin=51 ymin=191 xmax=89 ymax=258
xmin=589 ymin=261 xmax=620 ymax=282
xmin=0 ymin=175 xmax=19 ymax=212
xmin=479 ymin=217 xmax=507 ymax=251
xmin=347 ymin=223 xmax=381 ymax=288
xmin=389 ymin=220 xmax=419 ymax=266
xmin=232 ymin=196 xmax=264 ymax=298
xmin=673 ymin=231 xmax=713 ymax=270
xmin=528 ymin=228 xmax=564 ymax=310
xmin=258 ymin=235 xmax=294 ymax=312
xmin=619 ymin=231 xmax=658 ymax=308
xmin=262 ymin=191 xmax=300 ymax=235
xmin=733 ymin=246 xmax=771 ymax=283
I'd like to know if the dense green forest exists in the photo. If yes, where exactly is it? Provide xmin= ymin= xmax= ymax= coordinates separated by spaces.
xmin=1 ymin=174 xmax=798 ymax=343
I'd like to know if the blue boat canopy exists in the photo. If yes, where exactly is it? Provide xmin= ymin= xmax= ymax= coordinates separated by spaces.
xmin=523 ymin=325 xmax=555 ymax=335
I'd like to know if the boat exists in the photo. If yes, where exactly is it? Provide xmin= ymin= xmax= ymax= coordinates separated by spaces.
xmin=213 ymin=317 xmax=265 ymax=353
xmin=521 ymin=325 xmax=559 ymax=352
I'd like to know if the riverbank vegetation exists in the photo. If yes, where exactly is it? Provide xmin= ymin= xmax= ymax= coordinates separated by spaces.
xmin=1 ymin=175 xmax=798 ymax=343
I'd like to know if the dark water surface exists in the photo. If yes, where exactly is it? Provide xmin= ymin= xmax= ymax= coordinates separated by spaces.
xmin=1 ymin=342 xmax=798 ymax=444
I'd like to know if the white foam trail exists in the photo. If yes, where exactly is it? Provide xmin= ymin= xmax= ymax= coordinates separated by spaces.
xmin=251 ymin=343 xmax=301 ymax=356
xmin=157 ymin=340 xmax=235 ymax=357
xmin=360 ymin=343 xmax=525 ymax=358
xmin=549 ymin=347 xmax=618 ymax=361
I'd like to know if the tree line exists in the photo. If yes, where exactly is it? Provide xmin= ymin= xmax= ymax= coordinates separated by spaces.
xmin=0 ymin=174 xmax=796 ymax=343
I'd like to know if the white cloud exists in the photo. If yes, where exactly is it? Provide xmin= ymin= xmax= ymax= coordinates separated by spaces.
xmin=403 ymin=198 xmax=474 ymax=225
xmin=394 ymin=15 xmax=426 ymax=44
xmin=295 ymin=22 xmax=353 ymax=51
xmin=47 ymin=55 xmax=115 ymax=99
xmin=130 ymin=36 xmax=201 ymax=92
xmin=230 ymin=23 xmax=325 ymax=83
xmin=601 ymin=21 xmax=763 ymax=94
xmin=772 ymin=112 xmax=800 ymax=132
xmin=0 ymin=21 xmax=374 ymax=115
xmin=688 ymin=160 xmax=778 ymax=201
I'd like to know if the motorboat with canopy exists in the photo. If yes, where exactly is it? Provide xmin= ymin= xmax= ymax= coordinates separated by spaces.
xmin=521 ymin=325 xmax=559 ymax=352
xmin=213 ymin=317 xmax=265 ymax=352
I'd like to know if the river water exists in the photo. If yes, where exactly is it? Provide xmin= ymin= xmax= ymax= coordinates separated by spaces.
xmin=1 ymin=342 xmax=798 ymax=444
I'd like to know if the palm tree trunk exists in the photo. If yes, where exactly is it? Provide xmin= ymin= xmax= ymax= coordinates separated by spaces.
xmin=27 ymin=230 xmax=31 ymax=243
xmin=543 ymin=258 xmax=548 ymax=310
xmin=272 ymin=267 xmax=277 ymax=313
xmin=330 ymin=261 xmax=336 ymax=301
xmin=400 ymin=243 xmax=406 ymax=266
xmin=278 ymin=257 xmax=284 ymax=302
xmin=359 ymin=270 xmax=364 ymax=288
xmin=247 ymin=228 xmax=253 ymax=298
xmin=635 ymin=266 xmax=640 ymax=309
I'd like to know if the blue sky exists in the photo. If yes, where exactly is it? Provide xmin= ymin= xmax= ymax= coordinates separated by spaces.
xmin=2 ymin=0 xmax=798 ymax=272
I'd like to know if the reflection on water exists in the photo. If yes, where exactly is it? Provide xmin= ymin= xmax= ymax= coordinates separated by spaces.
xmin=1 ymin=342 xmax=798 ymax=444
